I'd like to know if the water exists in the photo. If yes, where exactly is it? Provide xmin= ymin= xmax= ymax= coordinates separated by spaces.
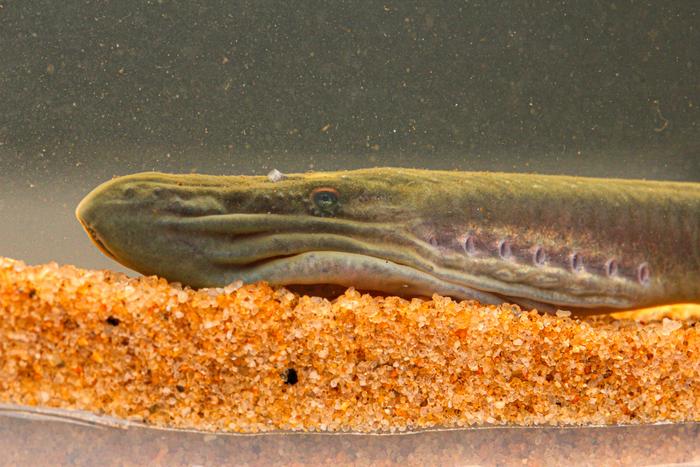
xmin=1 ymin=1 xmax=698 ymax=465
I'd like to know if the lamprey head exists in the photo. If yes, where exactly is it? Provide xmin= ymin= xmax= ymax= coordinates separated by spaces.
xmin=75 ymin=170 xmax=431 ymax=290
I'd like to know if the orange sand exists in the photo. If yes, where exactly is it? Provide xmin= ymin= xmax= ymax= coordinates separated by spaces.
xmin=0 ymin=256 xmax=698 ymax=433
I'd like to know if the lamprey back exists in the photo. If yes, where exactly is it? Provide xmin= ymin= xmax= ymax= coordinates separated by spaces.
xmin=76 ymin=168 xmax=700 ymax=314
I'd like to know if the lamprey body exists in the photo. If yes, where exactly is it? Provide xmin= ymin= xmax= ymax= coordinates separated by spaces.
xmin=76 ymin=168 xmax=700 ymax=313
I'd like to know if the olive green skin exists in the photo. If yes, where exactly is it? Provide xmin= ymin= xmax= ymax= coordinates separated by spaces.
xmin=76 ymin=168 xmax=700 ymax=314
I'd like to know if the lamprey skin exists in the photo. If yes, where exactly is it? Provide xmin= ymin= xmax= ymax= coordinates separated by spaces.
xmin=76 ymin=168 xmax=700 ymax=314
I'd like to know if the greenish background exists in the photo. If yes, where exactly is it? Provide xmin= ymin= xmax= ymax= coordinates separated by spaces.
xmin=0 ymin=1 xmax=699 ymax=461
xmin=1 ymin=1 xmax=698 ymax=269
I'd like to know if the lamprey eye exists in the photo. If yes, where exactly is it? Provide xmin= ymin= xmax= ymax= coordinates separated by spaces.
xmin=310 ymin=187 xmax=340 ymax=216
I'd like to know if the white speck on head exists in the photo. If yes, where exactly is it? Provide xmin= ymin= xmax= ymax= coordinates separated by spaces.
xmin=267 ymin=169 xmax=286 ymax=183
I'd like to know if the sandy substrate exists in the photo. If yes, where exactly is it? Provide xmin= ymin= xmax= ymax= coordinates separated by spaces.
xmin=0 ymin=256 xmax=698 ymax=433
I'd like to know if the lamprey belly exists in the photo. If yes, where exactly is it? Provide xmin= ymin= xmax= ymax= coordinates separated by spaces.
xmin=76 ymin=168 xmax=700 ymax=314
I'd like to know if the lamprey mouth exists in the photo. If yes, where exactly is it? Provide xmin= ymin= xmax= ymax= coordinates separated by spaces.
xmin=76 ymin=211 xmax=120 ymax=263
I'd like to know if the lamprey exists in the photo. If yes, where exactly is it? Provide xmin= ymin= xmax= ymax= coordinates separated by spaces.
xmin=76 ymin=168 xmax=700 ymax=313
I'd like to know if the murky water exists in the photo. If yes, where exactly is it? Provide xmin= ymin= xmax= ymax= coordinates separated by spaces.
xmin=1 ymin=1 xmax=698 ymax=465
